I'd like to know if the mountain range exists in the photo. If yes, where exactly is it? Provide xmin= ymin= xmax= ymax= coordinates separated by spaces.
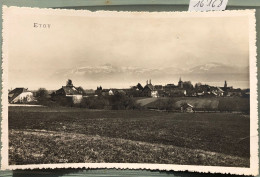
xmin=51 ymin=62 xmax=249 ymax=88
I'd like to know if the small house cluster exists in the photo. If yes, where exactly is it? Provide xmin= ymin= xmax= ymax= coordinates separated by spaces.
xmin=50 ymin=79 xmax=87 ymax=104
xmin=8 ymin=78 xmax=249 ymax=104
xmin=94 ymin=78 xmax=249 ymax=98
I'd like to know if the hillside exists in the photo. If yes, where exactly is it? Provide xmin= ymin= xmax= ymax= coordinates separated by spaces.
xmin=144 ymin=97 xmax=249 ymax=112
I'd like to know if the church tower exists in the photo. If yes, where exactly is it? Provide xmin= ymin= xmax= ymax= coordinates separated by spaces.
xmin=224 ymin=80 xmax=227 ymax=88
xmin=178 ymin=77 xmax=183 ymax=88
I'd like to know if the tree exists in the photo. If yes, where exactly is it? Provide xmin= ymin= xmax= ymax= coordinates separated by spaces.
xmin=36 ymin=88 xmax=49 ymax=98
xmin=110 ymin=92 xmax=139 ymax=110
xmin=66 ymin=79 xmax=73 ymax=87
xmin=183 ymin=81 xmax=193 ymax=90
xmin=195 ymin=82 xmax=202 ymax=89
xmin=35 ymin=88 xmax=49 ymax=105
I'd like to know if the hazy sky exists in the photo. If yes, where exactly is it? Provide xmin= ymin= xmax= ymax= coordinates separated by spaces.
xmin=5 ymin=8 xmax=250 ymax=89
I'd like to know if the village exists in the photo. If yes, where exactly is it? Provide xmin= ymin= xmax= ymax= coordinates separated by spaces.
xmin=94 ymin=78 xmax=249 ymax=98
xmin=8 ymin=78 xmax=250 ymax=112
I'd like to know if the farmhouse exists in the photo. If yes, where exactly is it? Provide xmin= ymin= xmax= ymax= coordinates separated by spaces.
xmin=142 ymin=80 xmax=158 ymax=97
xmin=51 ymin=80 xmax=86 ymax=104
xmin=180 ymin=103 xmax=194 ymax=113
xmin=210 ymin=87 xmax=224 ymax=97
xmin=8 ymin=88 xmax=34 ymax=103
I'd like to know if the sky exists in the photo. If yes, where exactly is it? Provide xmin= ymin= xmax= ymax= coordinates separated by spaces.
xmin=5 ymin=7 xmax=250 ymax=90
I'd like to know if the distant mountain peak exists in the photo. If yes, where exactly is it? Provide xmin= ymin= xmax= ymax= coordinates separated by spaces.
xmin=52 ymin=63 xmax=248 ymax=86
xmin=188 ymin=62 xmax=247 ymax=74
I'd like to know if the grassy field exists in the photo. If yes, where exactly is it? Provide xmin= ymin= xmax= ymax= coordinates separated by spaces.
xmin=9 ymin=106 xmax=250 ymax=167
xmin=144 ymin=97 xmax=249 ymax=112
xmin=136 ymin=97 xmax=160 ymax=106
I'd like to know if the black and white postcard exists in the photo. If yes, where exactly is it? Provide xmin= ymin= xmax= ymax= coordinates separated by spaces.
xmin=1 ymin=6 xmax=258 ymax=175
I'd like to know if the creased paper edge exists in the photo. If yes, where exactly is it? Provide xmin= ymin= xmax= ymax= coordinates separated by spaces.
xmin=1 ymin=6 xmax=258 ymax=176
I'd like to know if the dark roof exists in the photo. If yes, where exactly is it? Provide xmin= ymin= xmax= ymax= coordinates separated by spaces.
xmin=143 ymin=84 xmax=154 ymax=91
xmin=154 ymin=85 xmax=163 ymax=90
xmin=75 ymin=87 xmax=87 ymax=95
xmin=137 ymin=83 xmax=143 ymax=90
xmin=8 ymin=88 xmax=30 ymax=102
xmin=62 ymin=86 xmax=82 ymax=95
xmin=181 ymin=103 xmax=193 ymax=109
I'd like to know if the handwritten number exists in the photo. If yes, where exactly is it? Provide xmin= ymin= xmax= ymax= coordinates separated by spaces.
xmin=212 ymin=0 xmax=217 ymax=7
xmin=193 ymin=0 xmax=224 ymax=8
xmin=212 ymin=0 xmax=223 ymax=7
xmin=193 ymin=0 xmax=204 ymax=7
xmin=207 ymin=0 xmax=213 ymax=6
xmin=217 ymin=0 xmax=223 ymax=7
xmin=193 ymin=1 xmax=200 ymax=7
xmin=200 ymin=0 xmax=204 ymax=7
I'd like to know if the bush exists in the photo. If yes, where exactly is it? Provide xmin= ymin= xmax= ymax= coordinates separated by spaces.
xmin=109 ymin=93 xmax=141 ymax=110
xmin=80 ymin=96 xmax=109 ymax=109
xmin=65 ymin=94 xmax=142 ymax=110
xmin=35 ymin=88 xmax=51 ymax=106
xmin=154 ymin=98 xmax=176 ymax=111
xmin=36 ymin=88 xmax=49 ymax=98
xmin=218 ymin=97 xmax=250 ymax=114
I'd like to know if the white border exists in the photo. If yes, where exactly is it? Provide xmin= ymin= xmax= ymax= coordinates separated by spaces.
xmin=1 ymin=6 xmax=258 ymax=176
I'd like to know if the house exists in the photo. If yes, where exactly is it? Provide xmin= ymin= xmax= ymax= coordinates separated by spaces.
xmin=142 ymin=80 xmax=158 ymax=97
xmin=180 ymin=103 xmax=194 ymax=113
xmin=166 ymin=89 xmax=186 ymax=97
xmin=98 ymin=89 xmax=114 ymax=96
xmin=210 ymin=87 xmax=224 ymax=97
xmin=95 ymin=86 xmax=103 ymax=95
xmin=8 ymin=88 xmax=34 ymax=103
xmin=108 ymin=89 xmax=114 ymax=96
xmin=129 ymin=83 xmax=143 ymax=97
xmin=51 ymin=80 xmax=86 ymax=104
xmin=186 ymin=90 xmax=197 ymax=97
xmin=157 ymin=90 xmax=168 ymax=97
xmin=164 ymin=84 xmax=176 ymax=91
xmin=227 ymin=88 xmax=242 ymax=97
xmin=195 ymin=84 xmax=211 ymax=96
xmin=220 ymin=80 xmax=233 ymax=96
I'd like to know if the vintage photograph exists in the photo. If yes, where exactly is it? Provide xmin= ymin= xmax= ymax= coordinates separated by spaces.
xmin=1 ymin=6 xmax=258 ymax=175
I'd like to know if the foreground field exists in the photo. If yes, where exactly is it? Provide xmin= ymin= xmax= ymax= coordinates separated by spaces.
xmin=9 ymin=106 xmax=250 ymax=167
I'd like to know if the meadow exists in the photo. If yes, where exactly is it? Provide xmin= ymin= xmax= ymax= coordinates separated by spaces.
xmin=143 ymin=97 xmax=250 ymax=112
xmin=9 ymin=106 xmax=250 ymax=167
